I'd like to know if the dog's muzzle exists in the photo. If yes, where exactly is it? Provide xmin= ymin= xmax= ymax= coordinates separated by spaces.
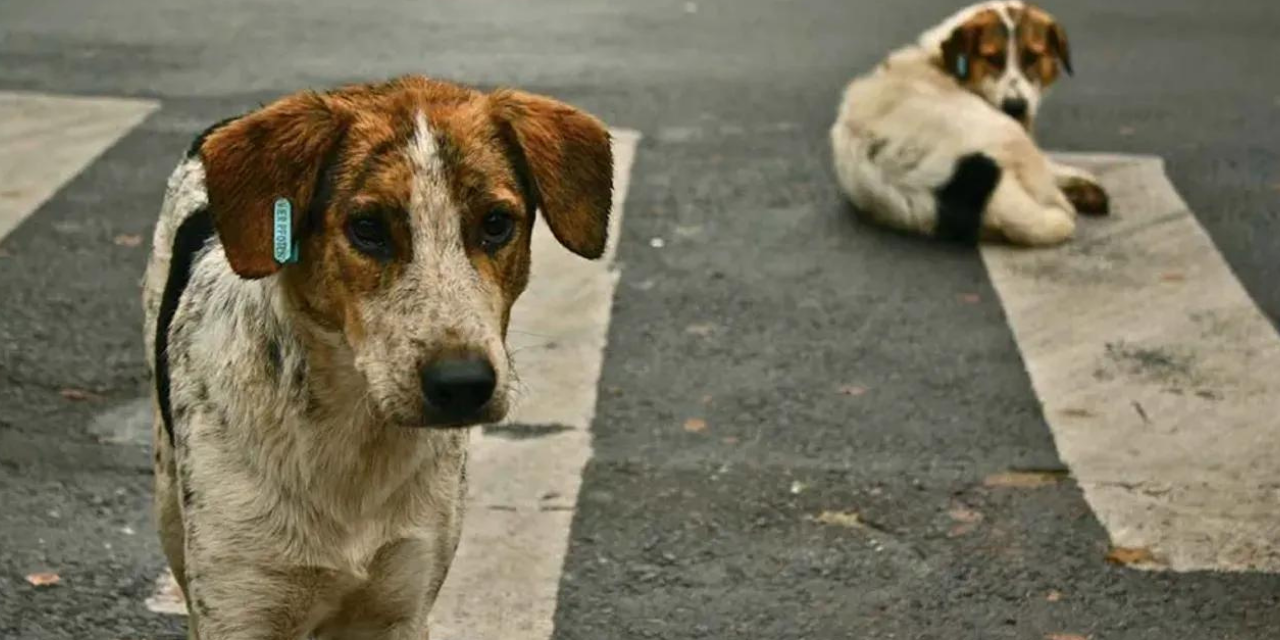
xmin=1000 ymin=98 xmax=1030 ymax=124
xmin=420 ymin=355 xmax=497 ymax=427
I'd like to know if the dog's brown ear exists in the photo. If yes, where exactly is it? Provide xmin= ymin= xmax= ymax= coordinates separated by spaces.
xmin=941 ymin=21 xmax=983 ymax=81
xmin=199 ymin=93 xmax=346 ymax=279
xmin=490 ymin=90 xmax=613 ymax=260
xmin=1047 ymin=21 xmax=1073 ymax=75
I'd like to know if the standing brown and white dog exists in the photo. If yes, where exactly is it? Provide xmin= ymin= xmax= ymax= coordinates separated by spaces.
xmin=831 ymin=1 xmax=1109 ymax=245
xmin=142 ymin=76 xmax=612 ymax=639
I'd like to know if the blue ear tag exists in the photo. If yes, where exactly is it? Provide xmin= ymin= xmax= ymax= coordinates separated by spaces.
xmin=955 ymin=54 xmax=969 ymax=79
xmin=272 ymin=197 xmax=299 ymax=264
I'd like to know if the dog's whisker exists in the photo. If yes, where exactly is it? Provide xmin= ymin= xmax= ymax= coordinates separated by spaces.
xmin=506 ymin=329 xmax=554 ymax=340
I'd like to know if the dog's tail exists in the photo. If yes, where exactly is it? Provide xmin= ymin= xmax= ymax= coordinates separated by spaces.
xmin=933 ymin=152 xmax=1001 ymax=244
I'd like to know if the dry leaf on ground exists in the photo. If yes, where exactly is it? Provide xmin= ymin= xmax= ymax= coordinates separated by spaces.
xmin=958 ymin=293 xmax=981 ymax=304
xmin=60 ymin=387 xmax=104 ymax=402
xmin=113 ymin=234 xmax=143 ymax=247
xmin=812 ymin=510 xmax=864 ymax=529
xmin=685 ymin=323 xmax=717 ymax=337
xmin=683 ymin=418 xmax=707 ymax=433
xmin=946 ymin=505 xmax=983 ymax=537
xmin=26 ymin=572 xmax=60 ymax=587
xmin=837 ymin=385 xmax=867 ymax=396
xmin=983 ymin=470 xmax=1067 ymax=488
xmin=1046 ymin=634 xmax=1089 ymax=640
xmin=1046 ymin=589 xmax=1064 ymax=602
xmin=1058 ymin=407 xmax=1094 ymax=418
xmin=1106 ymin=545 xmax=1157 ymax=566
xmin=948 ymin=506 xmax=983 ymax=523
xmin=1160 ymin=271 xmax=1186 ymax=282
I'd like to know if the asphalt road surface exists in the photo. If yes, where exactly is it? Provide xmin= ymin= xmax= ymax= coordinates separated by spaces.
xmin=2 ymin=0 xmax=1280 ymax=639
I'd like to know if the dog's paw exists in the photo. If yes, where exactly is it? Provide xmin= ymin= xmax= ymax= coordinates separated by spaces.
xmin=1060 ymin=177 xmax=1110 ymax=216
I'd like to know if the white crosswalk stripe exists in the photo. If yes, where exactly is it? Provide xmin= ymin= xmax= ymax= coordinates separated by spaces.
xmin=0 ymin=91 xmax=157 ymax=241
xmin=429 ymin=129 xmax=641 ymax=638
xmin=983 ymin=153 xmax=1280 ymax=572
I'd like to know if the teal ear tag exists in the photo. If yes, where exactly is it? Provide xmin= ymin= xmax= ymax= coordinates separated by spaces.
xmin=955 ymin=54 xmax=969 ymax=79
xmin=272 ymin=197 xmax=299 ymax=264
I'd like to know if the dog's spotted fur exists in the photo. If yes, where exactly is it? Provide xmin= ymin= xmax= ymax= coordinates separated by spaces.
xmin=831 ymin=1 xmax=1109 ymax=246
xmin=143 ymin=76 xmax=613 ymax=639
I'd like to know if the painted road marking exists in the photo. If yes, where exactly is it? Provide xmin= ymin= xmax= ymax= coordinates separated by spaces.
xmin=0 ymin=91 xmax=158 ymax=241
xmin=141 ymin=130 xmax=642 ymax=628
xmin=430 ymin=129 xmax=640 ymax=639
xmin=983 ymin=153 xmax=1280 ymax=572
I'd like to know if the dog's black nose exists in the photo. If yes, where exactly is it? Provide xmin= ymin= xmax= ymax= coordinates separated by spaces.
xmin=421 ymin=356 xmax=497 ymax=421
xmin=1001 ymin=98 xmax=1029 ymax=122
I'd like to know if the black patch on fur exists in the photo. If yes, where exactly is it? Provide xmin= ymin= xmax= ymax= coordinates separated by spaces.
xmin=494 ymin=119 xmax=541 ymax=220
xmin=292 ymin=358 xmax=309 ymax=396
xmin=265 ymin=338 xmax=283 ymax=380
xmin=934 ymin=152 xmax=1001 ymax=244
xmin=191 ymin=596 xmax=213 ymax=619
xmin=181 ymin=483 xmax=197 ymax=509
xmin=186 ymin=115 xmax=241 ymax=159
xmin=300 ymin=126 xmax=349 ymax=238
xmin=866 ymin=137 xmax=888 ymax=161
xmin=155 ymin=208 xmax=215 ymax=446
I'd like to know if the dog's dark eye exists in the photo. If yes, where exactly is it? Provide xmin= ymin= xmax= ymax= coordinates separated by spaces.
xmin=1022 ymin=50 xmax=1041 ymax=66
xmin=480 ymin=210 xmax=515 ymax=250
xmin=346 ymin=215 xmax=393 ymax=259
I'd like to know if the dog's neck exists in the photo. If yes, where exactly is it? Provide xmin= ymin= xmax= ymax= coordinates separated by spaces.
xmin=270 ymin=283 xmax=374 ymax=430
xmin=249 ymin=277 xmax=450 ymax=506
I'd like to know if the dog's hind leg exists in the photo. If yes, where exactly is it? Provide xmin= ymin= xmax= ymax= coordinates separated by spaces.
xmin=983 ymin=173 xmax=1076 ymax=246
xmin=933 ymin=152 xmax=1002 ymax=243
xmin=153 ymin=417 xmax=199 ymax=638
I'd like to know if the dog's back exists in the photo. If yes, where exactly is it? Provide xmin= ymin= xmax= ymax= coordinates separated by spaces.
xmin=831 ymin=48 xmax=1010 ymax=241
xmin=143 ymin=153 xmax=211 ymax=375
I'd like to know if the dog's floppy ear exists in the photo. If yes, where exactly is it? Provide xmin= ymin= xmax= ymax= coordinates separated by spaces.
xmin=198 ymin=93 xmax=346 ymax=279
xmin=940 ymin=22 xmax=982 ymax=80
xmin=1047 ymin=20 xmax=1073 ymax=75
xmin=489 ymin=89 xmax=613 ymax=260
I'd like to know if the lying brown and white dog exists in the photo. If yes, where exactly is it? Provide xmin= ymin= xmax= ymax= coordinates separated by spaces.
xmin=142 ymin=76 xmax=612 ymax=639
xmin=831 ymin=1 xmax=1108 ymax=245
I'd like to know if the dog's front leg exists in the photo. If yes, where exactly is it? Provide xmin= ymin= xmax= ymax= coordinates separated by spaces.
xmin=1051 ymin=161 xmax=1110 ymax=216
xmin=313 ymin=537 xmax=458 ymax=640
xmin=185 ymin=562 xmax=337 ymax=640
